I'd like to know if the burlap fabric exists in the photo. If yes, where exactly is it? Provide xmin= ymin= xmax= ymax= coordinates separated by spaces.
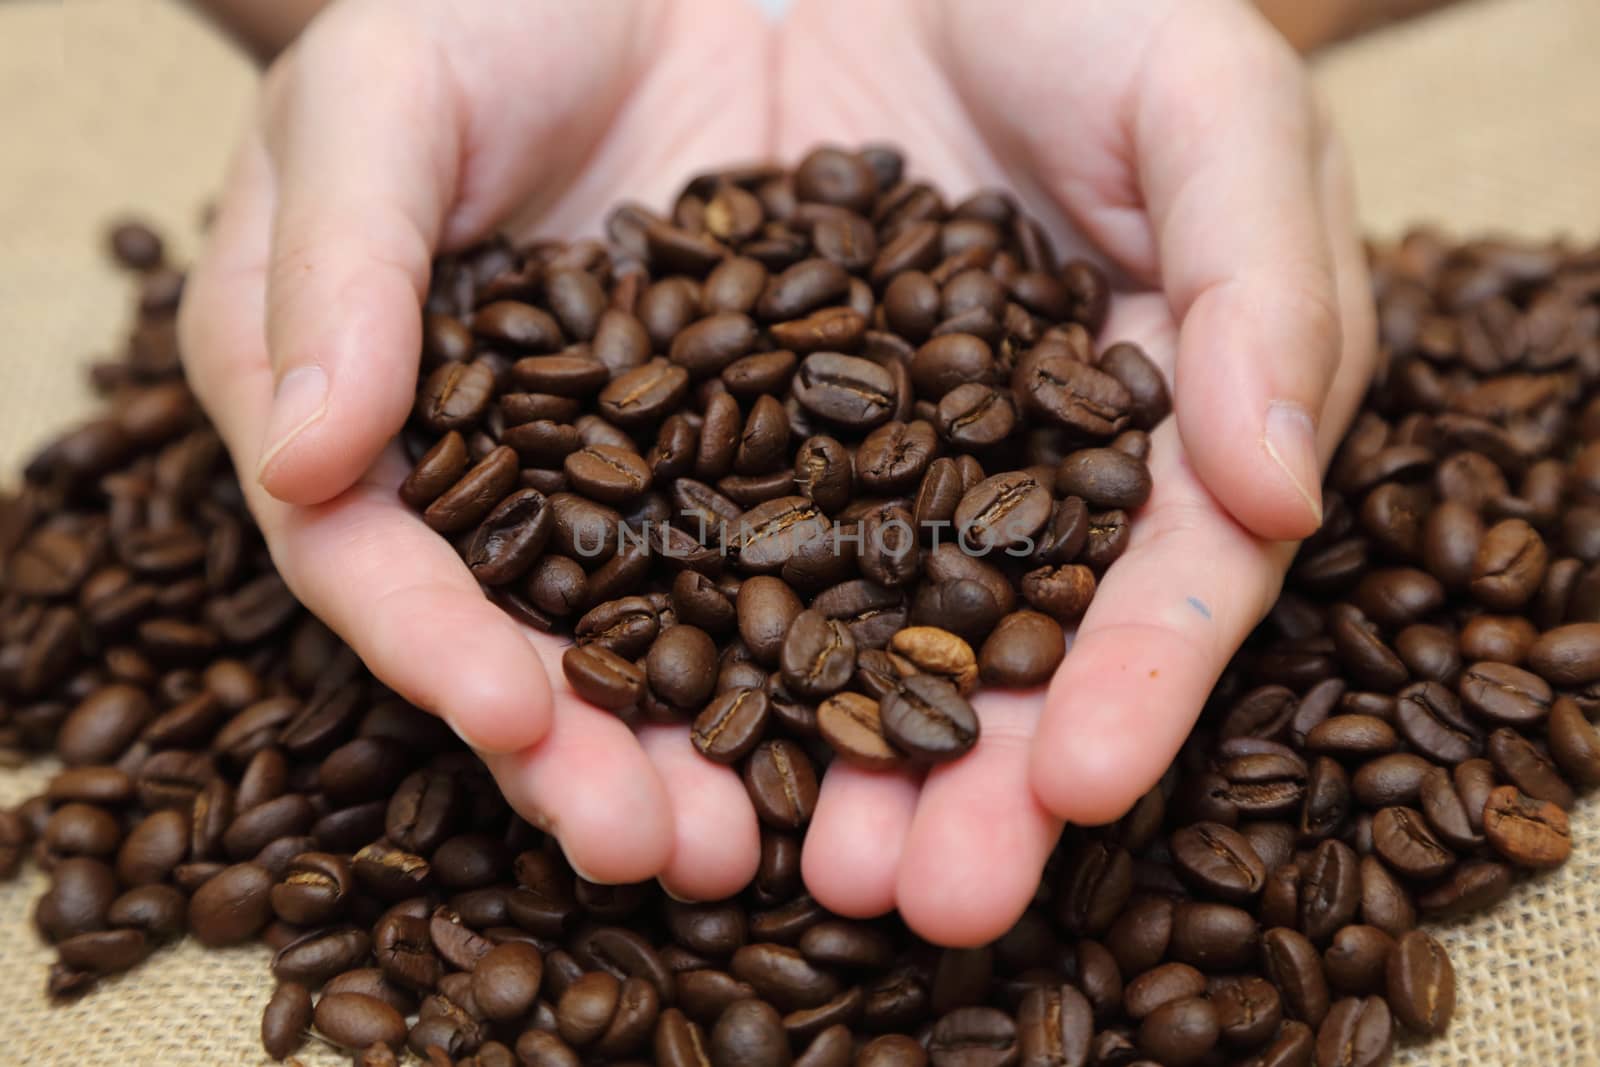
xmin=2 ymin=0 xmax=1599 ymax=1062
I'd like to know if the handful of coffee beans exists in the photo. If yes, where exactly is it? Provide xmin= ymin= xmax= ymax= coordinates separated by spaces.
xmin=402 ymin=145 xmax=1166 ymax=776
xmin=1 ymin=159 xmax=1598 ymax=1067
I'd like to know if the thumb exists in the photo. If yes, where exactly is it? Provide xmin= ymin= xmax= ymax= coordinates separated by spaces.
xmin=254 ymin=14 xmax=459 ymax=505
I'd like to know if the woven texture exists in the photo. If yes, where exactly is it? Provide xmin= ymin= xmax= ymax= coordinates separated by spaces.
xmin=2 ymin=0 xmax=1599 ymax=1063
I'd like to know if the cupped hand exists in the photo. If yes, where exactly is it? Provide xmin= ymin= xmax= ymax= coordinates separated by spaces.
xmin=179 ymin=0 xmax=776 ymax=897
xmin=780 ymin=0 xmax=1378 ymax=944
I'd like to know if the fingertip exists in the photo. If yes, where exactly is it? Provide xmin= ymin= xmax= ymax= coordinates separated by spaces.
xmin=894 ymin=857 xmax=1035 ymax=949
xmin=638 ymin=727 xmax=762 ymax=901
xmin=1028 ymin=716 xmax=1156 ymax=828
xmin=802 ymin=768 xmax=917 ymax=919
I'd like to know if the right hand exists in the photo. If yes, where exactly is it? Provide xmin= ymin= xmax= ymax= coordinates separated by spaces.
xmin=178 ymin=0 xmax=774 ymax=897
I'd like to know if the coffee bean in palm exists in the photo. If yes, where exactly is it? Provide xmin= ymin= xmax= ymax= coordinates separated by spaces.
xmin=562 ymin=644 xmax=645 ymax=712
xmin=646 ymin=625 xmax=718 ymax=711
xmin=1054 ymin=448 xmax=1152 ymax=511
xmin=1015 ymin=343 xmax=1131 ymax=436
xmin=880 ymin=675 xmax=978 ymax=763
xmin=423 ymin=446 xmax=519 ymax=535
xmin=954 ymin=471 xmax=1052 ymax=554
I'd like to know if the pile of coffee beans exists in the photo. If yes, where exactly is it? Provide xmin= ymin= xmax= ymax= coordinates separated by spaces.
xmin=404 ymin=145 xmax=1167 ymax=772
xmin=0 ymin=155 xmax=1596 ymax=1067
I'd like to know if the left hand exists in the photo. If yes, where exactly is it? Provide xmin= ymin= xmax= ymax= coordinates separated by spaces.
xmin=773 ymin=0 xmax=1378 ymax=946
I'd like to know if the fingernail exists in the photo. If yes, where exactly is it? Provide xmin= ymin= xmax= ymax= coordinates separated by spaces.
xmin=1262 ymin=401 xmax=1323 ymax=526
xmin=257 ymin=365 xmax=328 ymax=480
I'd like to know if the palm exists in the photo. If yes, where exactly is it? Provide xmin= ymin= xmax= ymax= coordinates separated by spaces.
xmin=767 ymin=0 xmax=1370 ymax=943
xmin=191 ymin=0 xmax=1370 ymax=946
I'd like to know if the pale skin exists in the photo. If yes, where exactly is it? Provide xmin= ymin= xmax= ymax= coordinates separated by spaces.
xmin=179 ymin=0 xmax=1377 ymax=946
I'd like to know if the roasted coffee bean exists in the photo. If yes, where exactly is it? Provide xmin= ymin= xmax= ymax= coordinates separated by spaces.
xmin=1459 ymin=661 xmax=1551 ymax=727
xmin=189 ymin=862 xmax=273 ymax=946
xmin=743 ymin=740 xmax=820 ymax=829
xmin=780 ymin=610 xmax=857 ymax=699
xmin=1549 ymin=696 xmax=1600 ymax=787
xmin=955 ymin=471 xmax=1052 ymax=554
xmin=562 ymin=644 xmax=646 ymax=711
xmin=646 ymin=625 xmax=719 ymax=711
xmin=927 ymin=1006 xmax=1019 ymax=1067
xmin=1385 ymin=930 xmax=1454 ymax=1036
xmin=1315 ymin=996 xmax=1393 ymax=1067
xmin=1262 ymin=927 xmax=1331 ymax=1027
xmin=1097 ymin=342 xmax=1170 ymax=429
xmin=1137 ymin=996 xmax=1219 ymax=1067
xmin=1488 ymin=727 xmax=1575 ymax=809
xmin=693 ymin=687 xmax=771 ymax=764
xmin=1171 ymin=823 xmax=1267 ymax=902
xmin=792 ymin=353 xmax=896 ymax=430
xmin=1015 ymin=346 xmax=1131 ymax=437
xmin=1021 ymin=564 xmax=1096 ymax=623
xmin=262 ymin=981 xmax=313 ymax=1061
xmin=1470 ymin=518 xmax=1547 ymax=609
xmin=273 ymin=926 xmax=372 ymax=986
xmin=977 ymin=611 xmax=1065 ymax=689
xmin=315 ymin=992 xmax=407 ymax=1052
xmin=811 ymin=692 xmax=895 ymax=769
xmin=880 ymin=675 xmax=979 ymax=763
xmin=1167 ymin=902 xmax=1258 ymax=972
xmin=1396 ymin=682 xmax=1483 ymax=764
xmin=1372 ymin=807 xmax=1456 ymax=879
xmin=1482 ymin=785 xmax=1572 ymax=868
xmin=1054 ymin=448 xmax=1151 ymax=511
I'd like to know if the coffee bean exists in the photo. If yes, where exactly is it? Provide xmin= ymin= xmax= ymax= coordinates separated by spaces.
xmin=1549 ymin=695 xmax=1600 ymax=787
xmin=1262 ymin=927 xmax=1331 ymax=1027
xmin=472 ymin=941 xmax=544 ymax=1023
xmin=780 ymin=610 xmax=858 ymax=699
xmin=1470 ymin=518 xmax=1547 ymax=609
xmin=955 ymin=471 xmax=1052 ymax=554
xmin=1372 ymin=807 xmax=1456 ymax=879
xmin=1482 ymin=784 xmax=1571 ymax=868
xmin=1015 ymin=345 xmax=1131 ymax=437
xmin=1385 ymin=930 xmax=1454 ymax=1036
xmin=1054 ymin=448 xmax=1152 ymax=511
xmin=1171 ymin=823 xmax=1267 ymax=902
xmin=927 ymin=1006 xmax=1018 ymax=1067
xmin=562 ymin=644 xmax=646 ymax=711
xmin=262 ymin=981 xmax=313 ymax=1061
xmin=792 ymin=354 xmax=896 ymax=430
xmin=743 ymin=741 xmax=819 ymax=829
xmin=189 ymin=862 xmax=273 ymax=946
xmin=693 ymin=688 xmax=770 ymax=764
xmin=1459 ymin=661 xmax=1551 ymax=726
xmin=977 ymin=611 xmax=1065 ymax=688
xmin=1137 ymin=996 xmax=1219 ymax=1067
xmin=644 ymin=625 xmax=718 ymax=711
xmin=1315 ymin=996 xmax=1393 ymax=1067
xmin=315 ymin=991 xmax=407 ymax=1051
xmin=880 ymin=675 xmax=979 ymax=763
xmin=1487 ymin=727 xmax=1575 ymax=809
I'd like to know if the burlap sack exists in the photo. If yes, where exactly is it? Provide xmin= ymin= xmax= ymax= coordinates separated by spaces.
xmin=1 ymin=0 xmax=1597 ymax=1062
